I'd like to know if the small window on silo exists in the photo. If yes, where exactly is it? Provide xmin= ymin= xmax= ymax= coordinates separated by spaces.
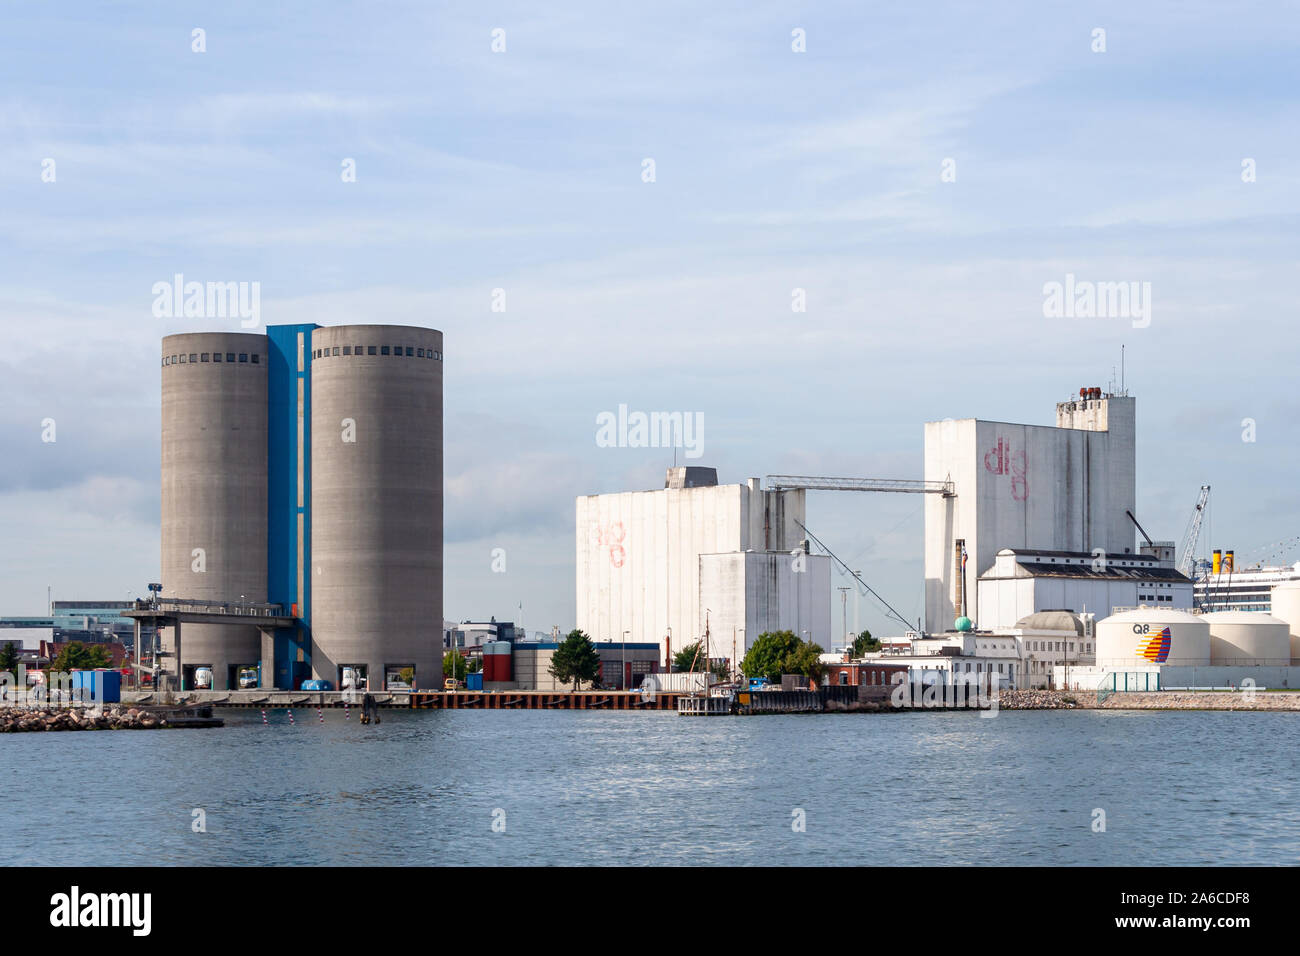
xmin=343 ymin=346 xmax=351 ymax=355
xmin=252 ymin=354 xmax=259 ymax=364
xmin=332 ymin=347 xmax=340 ymax=356
xmin=381 ymin=346 xmax=390 ymax=355
xmin=405 ymin=347 xmax=414 ymax=356
xmin=226 ymin=353 xmax=235 ymax=363
xmin=189 ymin=353 xmax=197 ymax=363
xmin=368 ymin=346 xmax=377 ymax=355
xmin=213 ymin=353 xmax=222 ymax=362
xmin=239 ymin=353 xmax=248 ymax=363
xmin=417 ymin=348 xmax=424 ymax=358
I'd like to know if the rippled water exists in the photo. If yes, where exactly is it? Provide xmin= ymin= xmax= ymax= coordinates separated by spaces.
xmin=3 ymin=708 xmax=1297 ymax=865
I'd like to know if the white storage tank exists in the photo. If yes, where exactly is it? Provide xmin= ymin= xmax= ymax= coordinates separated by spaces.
xmin=1269 ymin=581 xmax=1300 ymax=662
xmin=1202 ymin=610 xmax=1292 ymax=665
xmin=1095 ymin=609 xmax=1210 ymax=667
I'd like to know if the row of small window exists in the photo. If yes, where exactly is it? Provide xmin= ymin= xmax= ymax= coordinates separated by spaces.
xmin=1139 ymin=594 xmax=1174 ymax=602
xmin=313 ymin=345 xmax=442 ymax=360
xmin=163 ymin=352 xmax=261 ymax=366
xmin=955 ymin=662 xmax=1015 ymax=674
xmin=1027 ymin=641 xmax=1092 ymax=653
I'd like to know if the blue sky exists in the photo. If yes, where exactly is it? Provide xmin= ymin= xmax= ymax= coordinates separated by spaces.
xmin=1 ymin=1 xmax=1297 ymax=640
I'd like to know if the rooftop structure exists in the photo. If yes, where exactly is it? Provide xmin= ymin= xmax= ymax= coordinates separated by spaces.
xmin=976 ymin=547 xmax=1192 ymax=629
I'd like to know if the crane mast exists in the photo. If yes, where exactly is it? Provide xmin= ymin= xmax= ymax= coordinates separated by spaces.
xmin=1177 ymin=485 xmax=1210 ymax=578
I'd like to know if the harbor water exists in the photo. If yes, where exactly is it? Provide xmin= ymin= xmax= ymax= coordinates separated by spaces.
xmin=3 ymin=709 xmax=1297 ymax=866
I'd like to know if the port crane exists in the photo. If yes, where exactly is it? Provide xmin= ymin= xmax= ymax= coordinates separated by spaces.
xmin=1177 ymin=485 xmax=1210 ymax=578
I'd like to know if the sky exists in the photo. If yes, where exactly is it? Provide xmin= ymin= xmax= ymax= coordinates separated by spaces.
xmin=1 ymin=1 xmax=1297 ymax=642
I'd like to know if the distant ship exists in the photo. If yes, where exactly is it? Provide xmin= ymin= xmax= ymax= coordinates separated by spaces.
xmin=1193 ymin=562 xmax=1300 ymax=612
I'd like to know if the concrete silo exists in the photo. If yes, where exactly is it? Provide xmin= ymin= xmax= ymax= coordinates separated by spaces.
xmin=1094 ymin=608 xmax=1210 ymax=667
xmin=1203 ymin=611 xmax=1292 ymax=665
xmin=308 ymin=325 xmax=443 ymax=690
xmin=160 ymin=333 xmax=269 ymax=690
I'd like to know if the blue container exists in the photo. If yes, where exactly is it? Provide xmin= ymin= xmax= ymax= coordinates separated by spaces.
xmin=71 ymin=670 xmax=121 ymax=704
xmin=301 ymin=679 xmax=332 ymax=691
xmin=466 ymin=672 xmax=483 ymax=691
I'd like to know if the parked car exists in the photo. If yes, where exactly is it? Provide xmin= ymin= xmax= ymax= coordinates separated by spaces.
xmin=194 ymin=667 xmax=213 ymax=689
xmin=237 ymin=667 xmax=259 ymax=689
xmin=443 ymin=677 xmax=463 ymax=690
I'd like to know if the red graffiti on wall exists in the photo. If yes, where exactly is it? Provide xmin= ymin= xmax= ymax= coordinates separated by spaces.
xmin=592 ymin=521 xmax=627 ymax=568
xmin=984 ymin=438 xmax=1028 ymax=501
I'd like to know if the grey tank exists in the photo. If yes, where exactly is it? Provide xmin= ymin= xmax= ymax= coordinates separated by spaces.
xmin=309 ymin=325 xmax=443 ymax=691
xmin=160 ymin=333 xmax=268 ymax=690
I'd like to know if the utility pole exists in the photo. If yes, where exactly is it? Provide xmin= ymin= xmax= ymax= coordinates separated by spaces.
xmin=838 ymin=587 xmax=851 ymax=658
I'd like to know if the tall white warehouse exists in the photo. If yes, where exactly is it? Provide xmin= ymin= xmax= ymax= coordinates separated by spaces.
xmin=576 ymin=467 xmax=830 ymax=667
xmin=924 ymin=388 xmax=1136 ymax=629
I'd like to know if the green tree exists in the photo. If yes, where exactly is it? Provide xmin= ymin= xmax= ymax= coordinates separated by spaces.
xmin=740 ymin=630 xmax=801 ymax=683
xmin=442 ymin=649 xmax=467 ymax=682
xmin=0 ymin=640 xmax=20 ymax=676
xmin=548 ymin=629 xmax=602 ymax=691
xmin=674 ymin=641 xmax=704 ymax=672
xmin=740 ymin=630 xmax=826 ymax=683
xmin=51 ymin=641 xmax=111 ymax=672
xmin=466 ymin=656 xmax=482 ymax=674
xmin=851 ymin=629 xmax=880 ymax=657
xmin=784 ymin=641 xmax=826 ymax=683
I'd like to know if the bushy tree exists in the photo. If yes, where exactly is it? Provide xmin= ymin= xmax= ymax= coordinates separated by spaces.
xmin=851 ymin=629 xmax=880 ymax=657
xmin=784 ymin=641 xmax=826 ymax=682
xmin=51 ymin=641 xmax=111 ymax=673
xmin=674 ymin=641 xmax=704 ymax=671
xmin=740 ymin=630 xmax=825 ymax=683
xmin=740 ymin=631 xmax=800 ymax=682
xmin=442 ymin=649 xmax=467 ymax=682
xmin=549 ymin=630 xmax=601 ymax=690
xmin=0 ymin=641 xmax=20 ymax=676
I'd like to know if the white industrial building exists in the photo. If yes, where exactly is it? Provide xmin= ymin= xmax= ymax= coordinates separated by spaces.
xmin=976 ymin=548 xmax=1193 ymax=630
xmin=867 ymin=629 xmax=1024 ymax=690
xmin=924 ymin=388 xmax=1137 ymax=631
xmin=698 ymin=550 xmax=831 ymax=666
xmin=575 ymin=467 xmax=831 ymax=668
